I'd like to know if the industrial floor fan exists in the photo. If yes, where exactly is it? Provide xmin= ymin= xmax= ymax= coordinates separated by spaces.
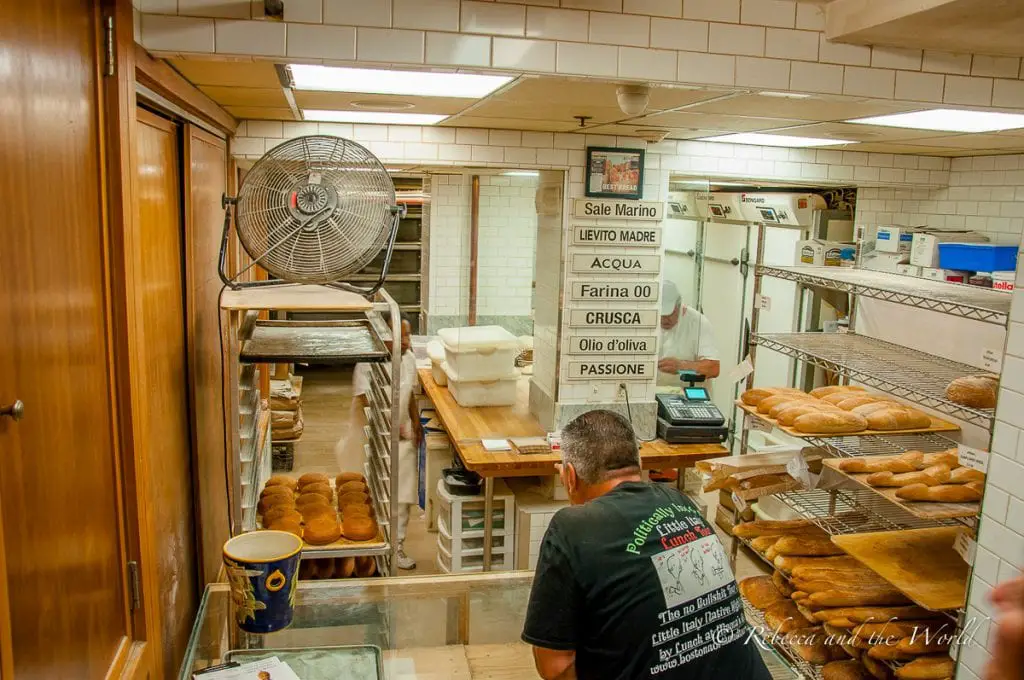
xmin=219 ymin=135 xmax=403 ymax=295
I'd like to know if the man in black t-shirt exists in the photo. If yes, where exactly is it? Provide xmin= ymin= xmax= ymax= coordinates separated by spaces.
xmin=522 ymin=410 xmax=771 ymax=680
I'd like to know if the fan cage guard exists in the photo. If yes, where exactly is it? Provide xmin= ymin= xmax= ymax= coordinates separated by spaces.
xmin=231 ymin=135 xmax=399 ymax=286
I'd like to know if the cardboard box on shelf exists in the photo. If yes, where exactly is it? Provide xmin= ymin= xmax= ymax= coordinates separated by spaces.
xmin=796 ymin=239 xmax=850 ymax=267
xmin=862 ymin=252 xmax=906 ymax=273
xmin=910 ymin=231 xmax=989 ymax=268
xmin=922 ymin=268 xmax=971 ymax=283
xmin=875 ymin=226 xmax=917 ymax=254
xmin=896 ymin=264 xmax=922 ymax=277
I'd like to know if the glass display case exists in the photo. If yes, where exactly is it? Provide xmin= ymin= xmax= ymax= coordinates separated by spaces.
xmin=181 ymin=572 xmax=801 ymax=680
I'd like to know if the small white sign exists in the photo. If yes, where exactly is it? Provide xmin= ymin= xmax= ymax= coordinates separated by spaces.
xmin=981 ymin=347 xmax=1002 ymax=372
xmin=567 ymin=335 xmax=658 ymax=355
xmin=745 ymin=413 xmax=774 ymax=433
xmin=570 ymin=253 xmax=661 ymax=275
xmin=755 ymin=293 xmax=772 ymax=311
xmin=568 ymin=309 xmax=659 ymax=328
xmin=567 ymin=360 xmax=656 ymax=381
xmin=569 ymin=280 xmax=659 ymax=302
xmin=574 ymin=198 xmax=665 ymax=221
xmin=957 ymin=445 xmax=990 ymax=473
xmin=953 ymin=531 xmax=977 ymax=565
xmin=729 ymin=356 xmax=755 ymax=383
xmin=572 ymin=224 xmax=663 ymax=247
xmin=731 ymin=492 xmax=748 ymax=513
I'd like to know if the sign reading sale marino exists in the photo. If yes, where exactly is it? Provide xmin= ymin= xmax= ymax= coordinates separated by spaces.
xmin=567 ymin=198 xmax=666 ymax=383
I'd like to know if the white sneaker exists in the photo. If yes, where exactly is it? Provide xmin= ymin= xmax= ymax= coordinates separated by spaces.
xmin=396 ymin=545 xmax=416 ymax=570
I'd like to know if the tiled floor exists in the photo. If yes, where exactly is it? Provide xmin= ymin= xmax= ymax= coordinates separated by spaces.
xmin=290 ymin=365 xmax=439 ymax=576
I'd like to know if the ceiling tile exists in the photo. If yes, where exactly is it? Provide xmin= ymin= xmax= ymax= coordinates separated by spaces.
xmin=292 ymin=91 xmax=475 ymax=114
xmin=907 ymin=134 xmax=1024 ymax=151
xmin=685 ymin=94 xmax=922 ymax=122
xmin=627 ymin=110 xmax=806 ymax=132
xmin=224 ymin=106 xmax=297 ymax=120
xmin=439 ymin=116 xmax=577 ymax=132
xmin=774 ymin=122 xmax=950 ymax=142
xmin=198 ymin=86 xmax=288 ymax=107
xmin=168 ymin=58 xmax=281 ymax=88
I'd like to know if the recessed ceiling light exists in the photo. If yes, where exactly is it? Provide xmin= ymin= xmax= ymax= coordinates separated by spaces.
xmin=350 ymin=100 xmax=416 ymax=111
xmin=302 ymin=110 xmax=447 ymax=125
xmin=758 ymin=91 xmax=812 ymax=99
xmin=846 ymin=109 xmax=1024 ymax=133
xmin=289 ymin=64 xmax=514 ymax=98
xmin=503 ymin=170 xmax=539 ymax=177
xmin=697 ymin=133 xmax=855 ymax=147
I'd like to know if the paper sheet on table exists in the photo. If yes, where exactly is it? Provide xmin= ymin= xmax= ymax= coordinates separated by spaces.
xmin=482 ymin=438 xmax=511 ymax=451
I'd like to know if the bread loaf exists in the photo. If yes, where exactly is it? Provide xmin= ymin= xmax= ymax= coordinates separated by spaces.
xmin=854 ymin=621 xmax=934 ymax=642
xmin=807 ymin=588 xmax=912 ymax=608
xmin=839 ymin=452 xmax=923 ymax=474
xmin=835 ymin=395 xmax=885 ymax=411
xmin=860 ymin=655 xmax=892 ymax=680
xmin=740 ymin=473 xmax=793 ymax=490
xmin=895 ymin=483 xmax=983 ymax=503
xmin=750 ymin=535 xmax=781 ymax=554
xmin=765 ymin=545 xmax=780 ymax=562
xmin=791 ymin=566 xmax=890 ymax=582
xmin=765 ymin=601 xmax=816 ymax=633
xmin=823 ymin=660 xmax=873 ymax=680
xmin=778 ymin=402 xmax=840 ymax=426
xmin=920 ymin=450 xmax=959 ymax=468
xmin=774 ymin=554 xmax=862 ymax=575
xmin=852 ymin=401 xmax=902 ymax=417
xmin=949 ymin=466 xmax=985 ymax=484
xmin=739 ymin=576 xmax=787 ymax=610
xmin=770 ymin=398 xmax=821 ymax=419
xmin=865 ymin=466 xmax=950 ymax=488
xmin=945 ymin=376 xmax=997 ymax=408
xmin=733 ymin=518 xmax=818 ymax=538
xmin=866 ymin=644 xmax=916 ymax=662
xmin=794 ymin=411 xmax=868 ymax=434
xmin=788 ymin=627 xmax=833 ymax=664
xmin=774 ymin=535 xmax=846 ymax=556
xmin=823 ymin=391 xmax=865 ymax=405
xmin=893 ymin=655 xmax=955 ymax=680
xmin=773 ymin=569 xmax=795 ymax=597
xmin=759 ymin=393 xmax=815 ymax=414
xmin=865 ymin=408 xmax=932 ymax=431
xmin=894 ymin=635 xmax=950 ymax=655
xmin=811 ymin=385 xmax=866 ymax=398
xmin=812 ymin=606 xmax=936 ymax=624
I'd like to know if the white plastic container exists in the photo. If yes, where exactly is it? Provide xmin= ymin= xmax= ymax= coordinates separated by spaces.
xmin=426 ymin=339 xmax=447 ymax=386
xmin=438 ymin=325 xmax=520 ymax=381
xmin=443 ymin=361 xmax=519 ymax=407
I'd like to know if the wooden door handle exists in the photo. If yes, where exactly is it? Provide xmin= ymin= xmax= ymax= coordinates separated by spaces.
xmin=0 ymin=400 xmax=24 ymax=421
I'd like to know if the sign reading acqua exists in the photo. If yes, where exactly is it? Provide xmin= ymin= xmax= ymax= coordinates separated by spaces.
xmin=574 ymin=199 xmax=665 ymax=221
xmin=570 ymin=253 xmax=661 ymax=275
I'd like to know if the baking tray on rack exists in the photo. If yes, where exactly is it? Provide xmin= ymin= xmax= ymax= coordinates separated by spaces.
xmin=821 ymin=459 xmax=980 ymax=520
xmin=240 ymin=319 xmax=388 ymax=364
xmin=737 ymin=401 xmax=961 ymax=437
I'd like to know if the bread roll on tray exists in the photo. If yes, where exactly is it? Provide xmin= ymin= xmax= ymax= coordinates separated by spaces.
xmin=759 ymin=393 xmax=815 ymax=414
xmin=810 ymin=385 xmax=866 ymax=399
xmin=895 ymin=483 xmax=983 ymax=503
xmin=893 ymin=654 xmax=955 ymax=680
xmin=777 ymin=403 xmax=840 ymax=426
xmin=793 ymin=411 xmax=868 ymax=434
xmin=741 ymin=387 xmax=806 ymax=406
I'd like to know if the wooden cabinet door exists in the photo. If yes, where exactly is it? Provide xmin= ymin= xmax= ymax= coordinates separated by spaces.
xmin=0 ymin=1 xmax=133 ymax=677
xmin=134 ymin=108 xmax=199 ymax=680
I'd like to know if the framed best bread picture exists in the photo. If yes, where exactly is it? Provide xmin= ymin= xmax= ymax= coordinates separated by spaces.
xmin=585 ymin=146 xmax=645 ymax=200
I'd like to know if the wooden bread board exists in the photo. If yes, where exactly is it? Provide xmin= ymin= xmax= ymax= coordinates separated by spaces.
xmin=736 ymin=401 xmax=961 ymax=437
xmin=832 ymin=527 xmax=969 ymax=611
xmin=822 ymin=458 xmax=980 ymax=519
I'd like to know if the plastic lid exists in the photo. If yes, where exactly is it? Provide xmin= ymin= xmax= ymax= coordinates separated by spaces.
xmin=438 ymin=325 xmax=520 ymax=353
xmin=426 ymin=340 xmax=445 ymax=361
xmin=441 ymin=360 xmax=520 ymax=383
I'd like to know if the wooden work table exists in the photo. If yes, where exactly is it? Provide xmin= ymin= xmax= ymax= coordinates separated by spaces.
xmin=417 ymin=368 xmax=728 ymax=571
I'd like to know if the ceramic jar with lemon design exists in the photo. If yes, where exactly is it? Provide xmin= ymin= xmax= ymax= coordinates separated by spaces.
xmin=223 ymin=530 xmax=303 ymax=633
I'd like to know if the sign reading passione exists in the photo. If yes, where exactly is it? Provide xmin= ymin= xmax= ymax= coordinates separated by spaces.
xmin=572 ymin=225 xmax=662 ymax=247
xmin=569 ymin=280 xmax=658 ymax=302
xmin=570 ymin=253 xmax=661 ymax=275
xmin=567 ymin=360 xmax=656 ymax=380
xmin=574 ymin=198 xmax=665 ymax=221
xmin=568 ymin=309 xmax=659 ymax=328
xmin=567 ymin=335 xmax=658 ymax=355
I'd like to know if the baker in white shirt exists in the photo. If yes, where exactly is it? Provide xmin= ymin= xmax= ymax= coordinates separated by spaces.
xmin=657 ymin=281 xmax=720 ymax=390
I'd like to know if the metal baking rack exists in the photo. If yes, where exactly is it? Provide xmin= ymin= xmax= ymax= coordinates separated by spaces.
xmin=803 ymin=432 xmax=959 ymax=459
xmin=756 ymin=265 xmax=1011 ymax=325
xmin=742 ymin=598 xmax=824 ymax=680
xmin=774 ymin=488 xmax=960 ymax=536
xmin=751 ymin=332 xmax=994 ymax=428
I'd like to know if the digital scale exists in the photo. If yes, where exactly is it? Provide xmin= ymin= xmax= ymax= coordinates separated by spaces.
xmin=656 ymin=372 xmax=729 ymax=444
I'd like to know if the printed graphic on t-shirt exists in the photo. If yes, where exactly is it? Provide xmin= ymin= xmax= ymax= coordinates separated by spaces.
xmin=652 ymin=534 xmax=733 ymax=609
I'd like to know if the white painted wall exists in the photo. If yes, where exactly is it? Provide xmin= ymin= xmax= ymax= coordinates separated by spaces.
xmin=477 ymin=174 xmax=539 ymax=318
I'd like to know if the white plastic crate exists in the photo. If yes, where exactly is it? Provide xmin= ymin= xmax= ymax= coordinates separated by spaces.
xmin=438 ymin=515 xmax=507 ymax=555
xmin=438 ymin=325 xmax=520 ymax=381
xmin=442 ymin=361 xmax=520 ymax=407
xmin=435 ymin=478 xmax=515 ymax=536
xmin=437 ymin=536 xmax=511 ymax=573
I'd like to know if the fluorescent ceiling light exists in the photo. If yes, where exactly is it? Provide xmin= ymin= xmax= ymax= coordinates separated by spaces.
xmin=289 ymin=64 xmax=513 ymax=98
xmin=503 ymin=170 xmax=539 ymax=176
xmin=697 ymin=133 xmax=854 ymax=147
xmin=758 ymin=91 xmax=812 ymax=99
xmin=845 ymin=108 xmax=1024 ymax=133
xmin=676 ymin=180 xmax=750 ymax=186
xmin=302 ymin=110 xmax=447 ymax=125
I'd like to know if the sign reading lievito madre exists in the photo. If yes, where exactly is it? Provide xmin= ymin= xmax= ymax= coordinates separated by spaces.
xmin=572 ymin=225 xmax=662 ymax=247
xmin=568 ymin=335 xmax=657 ymax=355
xmin=568 ymin=309 xmax=659 ymax=328
xmin=570 ymin=253 xmax=661 ymax=275
xmin=569 ymin=280 xmax=658 ymax=302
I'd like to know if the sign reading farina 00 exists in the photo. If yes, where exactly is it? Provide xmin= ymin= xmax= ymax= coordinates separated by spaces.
xmin=574 ymin=198 xmax=664 ymax=221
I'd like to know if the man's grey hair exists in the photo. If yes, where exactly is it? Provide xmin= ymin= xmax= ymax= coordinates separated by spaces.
xmin=561 ymin=410 xmax=640 ymax=485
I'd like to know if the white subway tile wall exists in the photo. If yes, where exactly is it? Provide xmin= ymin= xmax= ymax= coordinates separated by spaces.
xmin=139 ymin=1 xmax=1024 ymax=107
xmin=477 ymin=175 xmax=540 ymax=317
xmin=427 ymin=174 xmax=471 ymax=317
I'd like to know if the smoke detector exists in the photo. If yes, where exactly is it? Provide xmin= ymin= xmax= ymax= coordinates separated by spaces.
xmin=634 ymin=129 xmax=670 ymax=143
xmin=617 ymin=85 xmax=651 ymax=116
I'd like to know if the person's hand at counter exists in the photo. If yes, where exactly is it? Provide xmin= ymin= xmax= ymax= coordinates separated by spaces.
xmin=657 ymin=356 xmax=721 ymax=379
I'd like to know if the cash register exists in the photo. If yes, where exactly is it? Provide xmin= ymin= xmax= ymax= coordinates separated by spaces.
xmin=656 ymin=371 xmax=729 ymax=444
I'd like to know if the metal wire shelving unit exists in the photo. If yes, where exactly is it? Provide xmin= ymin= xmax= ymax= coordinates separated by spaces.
xmin=742 ymin=599 xmax=824 ymax=680
xmin=773 ymin=488 xmax=961 ymax=536
xmin=804 ymin=432 xmax=959 ymax=459
xmin=751 ymin=332 xmax=995 ymax=428
xmin=756 ymin=265 xmax=1012 ymax=325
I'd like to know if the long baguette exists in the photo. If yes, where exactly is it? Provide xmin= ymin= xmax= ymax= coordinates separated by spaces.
xmin=807 ymin=589 xmax=912 ymax=608
xmin=949 ymin=466 xmax=985 ymax=484
xmin=860 ymin=655 xmax=891 ymax=680
xmin=839 ymin=451 xmax=923 ymax=474
xmin=773 ymin=569 xmax=796 ymax=597
xmin=759 ymin=393 xmax=815 ymax=414
xmin=865 ymin=408 xmax=932 ymax=431
xmin=867 ymin=644 xmax=916 ymax=662
xmin=774 ymin=554 xmax=863 ymax=575
xmin=854 ymin=621 xmax=943 ymax=641
xmin=894 ymin=655 xmax=955 ymax=680
xmin=920 ymin=450 xmax=959 ymax=468
xmin=866 ymin=465 xmax=950 ymax=488
xmin=812 ymin=605 xmax=937 ymax=624
xmin=750 ymin=535 xmax=782 ymax=553
xmin=793 ymin=411 xmax=868 ymax=434
xmin=895 ymin=635 xmax=951 ymax=655
xmin=732 ymin=518 xmax=819 ymax=538
xmin=895 ymin=483 xmax=983 ymax=503
xmin=810 ymin=385 xmax=865 ymax=398
xmin=835 ymin=395 xmax=885 ymax=411
xmin=792 ymin=566 xmax=895 ymax=583
xmin=774 ymin=535 xmax=847 ymax=556
xmin=741 ymin=387 xmax=806 ymax=406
